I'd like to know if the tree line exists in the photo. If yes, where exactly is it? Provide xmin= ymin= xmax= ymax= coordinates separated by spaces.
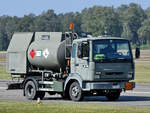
xmin=0 ymin=3 xmax=150 ymax=50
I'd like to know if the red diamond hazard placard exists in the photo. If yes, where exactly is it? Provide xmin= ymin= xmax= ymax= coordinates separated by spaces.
xmin=30 ymin=49 xmax=35 ymax=59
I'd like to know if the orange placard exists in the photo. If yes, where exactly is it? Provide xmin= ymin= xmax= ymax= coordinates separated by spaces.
xmin=125 ymin=82 xmax=133 ymax=90
xmin=69 ymin=23 xmax=74 ymax=31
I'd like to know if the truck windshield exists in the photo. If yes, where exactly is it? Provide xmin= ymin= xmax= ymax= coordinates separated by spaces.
xmin=93 ymin=39 xmax=132 ymax=62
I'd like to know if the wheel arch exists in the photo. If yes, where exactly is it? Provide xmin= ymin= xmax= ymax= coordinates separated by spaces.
xmin=64 ymin=74 xmax=83 ymax=94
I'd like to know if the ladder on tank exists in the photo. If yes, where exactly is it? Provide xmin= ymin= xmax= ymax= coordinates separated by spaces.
xmin=65 ymin=32 xmax=78 ymax=59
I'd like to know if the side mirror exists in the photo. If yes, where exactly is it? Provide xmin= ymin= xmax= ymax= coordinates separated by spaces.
xmin=135 ymin=47 xmax=140 ymax=59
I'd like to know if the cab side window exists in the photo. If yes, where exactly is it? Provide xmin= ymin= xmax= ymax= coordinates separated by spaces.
xmin=72 ymin=44 xmax=76 ymax=58
xmin=82 ymin=43 xmax=89 ymax=57
xmin=77 ymin=42 xmax=89 ymax=58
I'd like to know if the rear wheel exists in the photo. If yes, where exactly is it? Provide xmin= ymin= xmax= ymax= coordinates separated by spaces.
xmin=69 ymin=82 xmax=83 ymax=101
xmin=25 ymin=81 xmax=45 ymax=100
xmin=106 ymin=91 xmax=120 ymax=101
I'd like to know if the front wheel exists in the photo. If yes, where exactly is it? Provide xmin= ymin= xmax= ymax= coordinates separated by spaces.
xmin=69 ymin=82 xmax=83 ymax=101
xmin=106 ymin=91 xmax=120 ymax=101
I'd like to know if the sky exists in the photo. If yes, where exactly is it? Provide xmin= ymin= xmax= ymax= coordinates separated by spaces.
xmin=0 ymin=0 xmax=149 ymax=17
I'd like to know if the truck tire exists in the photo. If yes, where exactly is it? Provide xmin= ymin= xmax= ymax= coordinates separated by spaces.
xmin=61 ymin=92 xmax=70 ymax=100
xmin=69 ymin=81 xmax=83 ymax=101
xmin=24 ymin=81 xmax=41 ymax=100
xmin=106 ymin=91 xmax=120 ymax=101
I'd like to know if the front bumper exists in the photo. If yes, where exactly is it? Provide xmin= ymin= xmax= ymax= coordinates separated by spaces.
xmin=82 ymin=82 xmax=135 ymax=91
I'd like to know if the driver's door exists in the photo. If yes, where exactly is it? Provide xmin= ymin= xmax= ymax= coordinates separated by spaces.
xmin=74 ymin=42 xmax=90 ymax=80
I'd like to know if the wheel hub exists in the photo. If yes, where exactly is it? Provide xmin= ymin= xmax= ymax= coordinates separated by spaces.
xmin=28 ymin=85 xmax=34 ymax=96
xmin=72 ymin=86 xmax=79 ymax=97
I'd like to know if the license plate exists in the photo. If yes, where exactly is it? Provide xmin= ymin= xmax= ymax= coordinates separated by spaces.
xmin=112 ymin=85 xmax=120 ymax=89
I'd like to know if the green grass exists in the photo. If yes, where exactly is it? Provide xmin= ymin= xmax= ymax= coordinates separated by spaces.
xmin=135 ymin=62 xmax=150 ymax=83
xmin=0 ymin=66 xmax=10 ymax=79
xmin=0 ymin=101 xmax=150 ymax=113
xmin=132 ymin=44 xmax=150 ymax=50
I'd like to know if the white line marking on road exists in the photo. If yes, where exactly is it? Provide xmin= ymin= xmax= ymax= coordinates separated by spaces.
xmin=125 ymin=91 xmax=150 ymax=94
xmin=0 ymin=87 xmax=7 ymax=90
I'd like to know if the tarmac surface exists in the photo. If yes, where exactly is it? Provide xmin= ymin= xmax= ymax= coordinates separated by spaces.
xmin=0 ymin=80 xmax=150 ymax=106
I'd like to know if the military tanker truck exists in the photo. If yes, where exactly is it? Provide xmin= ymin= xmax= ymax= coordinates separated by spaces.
xmin=7 ymin=32 xmax=135 ymax=101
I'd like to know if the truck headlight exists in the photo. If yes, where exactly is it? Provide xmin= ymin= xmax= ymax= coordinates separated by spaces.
xmin=95 ymin=72 xmax=102 ymax=79
xmin=96 ymin=72 xmax=102 ymax=75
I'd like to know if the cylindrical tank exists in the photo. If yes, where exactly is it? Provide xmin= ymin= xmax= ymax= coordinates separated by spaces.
xmin=27 ymin=35 xmax=71 ymax=72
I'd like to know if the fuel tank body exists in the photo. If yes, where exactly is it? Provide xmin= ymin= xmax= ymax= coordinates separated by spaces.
xmin=27 ymin=32 xmax=70 ymax=71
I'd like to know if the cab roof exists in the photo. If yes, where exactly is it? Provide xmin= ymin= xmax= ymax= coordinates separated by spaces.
xmin=74 ymin=36 xmax=129 ymax=42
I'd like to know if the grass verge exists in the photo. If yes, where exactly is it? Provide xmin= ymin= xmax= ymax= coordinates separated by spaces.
xmin=0 ymin=66 xmax=10 ymax=79
xmin=0 ymin=101 xmax=150 ymax=113
xmin=135 ymin=62 xmax=150 ymax=83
